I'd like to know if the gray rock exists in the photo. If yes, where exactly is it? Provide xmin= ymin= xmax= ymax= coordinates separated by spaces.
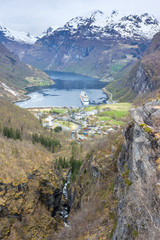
xmin=113 ymin=103 xmax=160 ymax=239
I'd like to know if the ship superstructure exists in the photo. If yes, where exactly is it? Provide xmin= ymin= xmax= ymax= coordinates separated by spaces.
xmin=80 ymin=91 xmax=89 ymax=106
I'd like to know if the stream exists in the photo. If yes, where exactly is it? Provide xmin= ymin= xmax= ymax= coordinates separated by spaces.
xmin=60 ymin=170 xmax=71 ymax=221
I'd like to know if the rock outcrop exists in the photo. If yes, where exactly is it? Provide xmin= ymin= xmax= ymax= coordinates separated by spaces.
xmin=132 ymin=63 xmax=154 ymax=94
xmin=113 ymin=100 xmax=160 ymax=239
xmin=0 ymin=156 xmax=64 ymax=240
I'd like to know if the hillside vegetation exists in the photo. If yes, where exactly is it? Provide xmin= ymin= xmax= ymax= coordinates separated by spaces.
xmin=0 ymin=43 xmax=53 ymax=102
xmin=0 ymin=97 xmax=133 ymax=239
xmin=51 ymin=130 xmax=124 ymax=240
xmin=106 ymin=32 xmax=160 ymax=102
xmin=0 ymin=99 xmax=86 ymax=239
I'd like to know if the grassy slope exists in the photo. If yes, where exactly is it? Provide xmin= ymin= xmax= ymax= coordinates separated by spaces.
xmin=105 ymin=63 xmax=137 ymax=102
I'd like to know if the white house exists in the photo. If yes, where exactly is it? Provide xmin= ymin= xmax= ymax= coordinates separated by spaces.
xmin=43 ymin=116 xmax=53 ymax=127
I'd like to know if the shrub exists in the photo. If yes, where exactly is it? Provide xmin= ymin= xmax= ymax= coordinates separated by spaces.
xmin=139 ymin=123 xmax=152 ymax=134
xmin=124 ymin=178 xmax=132 ymax=187
xmin=132 ymin=230 xmax=139 ymax=238
xmin=144 ymin=126 xmax=152 ymax=134
xmin=139 ymin=123 xmax=145 ymax=127
xmin=54 ymin=126 xmax=62 ymax=132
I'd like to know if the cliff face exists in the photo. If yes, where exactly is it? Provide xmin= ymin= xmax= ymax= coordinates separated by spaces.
xmin=114 ymin=100 xmax=160 ymax=239
xmin=132 ymin=63 xmax=155 ymax=94
xmin=129 ymin=33 xmax=160 ymax=95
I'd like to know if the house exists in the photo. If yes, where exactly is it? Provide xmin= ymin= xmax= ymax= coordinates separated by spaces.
xmin=85 ymin=110 xmax=98 ymax=116
xmin=108 ymin=128 xmax=114 ymax=132
xmin=74 ymin=113 xmax=86 ymax=120
xmin=43 ymin=116 xmax=53 ymax=128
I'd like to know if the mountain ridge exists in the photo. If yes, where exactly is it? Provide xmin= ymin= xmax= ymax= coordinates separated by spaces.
xmin=16 ymin=10 xmax=159 ymax=79
xmin=0 ymin=10 xmax=159 ymax=83
xmin=42 ymin=10 xmax=160 ymax=40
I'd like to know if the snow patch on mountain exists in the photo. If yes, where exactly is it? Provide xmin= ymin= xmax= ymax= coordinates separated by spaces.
xmin=1 ymin=82 xmax=18 ymax=96
xmin=90 ymin=10 xmax=107 ymax=28
xmin=0 ymin=24 xmax=37 ymax=44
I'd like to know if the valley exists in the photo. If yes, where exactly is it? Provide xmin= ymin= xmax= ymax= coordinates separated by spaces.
xmin=0 ymin=7 xmax=160 ymax=240
xmin=29 ymin=102 xmax=131 ymax=142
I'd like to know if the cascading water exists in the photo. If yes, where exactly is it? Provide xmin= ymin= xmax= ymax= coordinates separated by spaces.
xmin=60 ymin=170 xmax=71 ymax=221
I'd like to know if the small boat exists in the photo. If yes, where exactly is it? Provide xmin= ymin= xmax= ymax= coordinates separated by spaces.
xmin=80 ymin=91 xmax=89 ymax=106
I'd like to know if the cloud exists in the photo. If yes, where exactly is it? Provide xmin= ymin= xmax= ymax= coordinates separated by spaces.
xmin=0 ymin=0 xmax=160 ymax=35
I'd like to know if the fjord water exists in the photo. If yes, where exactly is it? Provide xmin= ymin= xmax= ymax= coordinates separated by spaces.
xmin=16 ymin=71 xmax=108 ymax=108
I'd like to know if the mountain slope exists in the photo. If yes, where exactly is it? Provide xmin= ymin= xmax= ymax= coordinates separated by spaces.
xmin=18 ymin=10 xmax=160 ymax=79
xmin=0 ymin=43 xmax=53 ymax=101
xmin=0 ymin=23 xmax=38 ymax=58
xmin=106 ymin=32 xmax=160 ymax=102
xmin=0 ymin=98 xmax=86 ymax=239
xmin=0 ymin=99 xmax=63 ymax=239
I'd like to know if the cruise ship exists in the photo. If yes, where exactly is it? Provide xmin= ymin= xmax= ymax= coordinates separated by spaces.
xmin=80 ymin=91 xmax=89 ymax=106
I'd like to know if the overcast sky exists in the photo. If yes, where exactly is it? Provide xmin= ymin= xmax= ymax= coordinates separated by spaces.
xmin=0 ymin=0 xmax=160 ymax=35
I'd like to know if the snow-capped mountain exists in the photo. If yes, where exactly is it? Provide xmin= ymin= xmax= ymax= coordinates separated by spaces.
xmin=0 ymin=24 xmax=37 ymax=44
xmin=44 ymin=10 xmax=160 ymax=40
xmin=1 ymin=10 xmax=160 ymax=79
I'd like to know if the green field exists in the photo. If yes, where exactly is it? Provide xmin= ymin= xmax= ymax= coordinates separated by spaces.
xmin=86 ymin=103 xmax=132 ymax=127
xmin=99 ymin=116 xmax=124 ymax=126
xmin=52 ymin=108 xmax=68 ymax=115
xmin=57 ymin=121 xmax=77 ymax=130
xmin=85 ymin=103 xmax=131 ymax=112
xmin=110 ymin=62 xmax=126 ymax=72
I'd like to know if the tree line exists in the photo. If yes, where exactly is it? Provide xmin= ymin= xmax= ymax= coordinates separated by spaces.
xmin=3 ymin=126 xmax=21 ymax=140
xmin=56 ymin=155 xmax=83 ymax=182
xmin=32 ymin=133 xmax=61 ymax=153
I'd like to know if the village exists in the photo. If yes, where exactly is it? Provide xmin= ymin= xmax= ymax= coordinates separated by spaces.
xmin=28 ymin=102 xmax=131 ymax=142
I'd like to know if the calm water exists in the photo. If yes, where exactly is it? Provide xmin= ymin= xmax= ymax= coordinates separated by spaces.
xmin=16 ymin=71 xmax=108 ymax=108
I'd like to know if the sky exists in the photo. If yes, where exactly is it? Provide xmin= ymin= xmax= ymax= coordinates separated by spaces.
xmin=0 ymin=0 xmax=160 ymax=35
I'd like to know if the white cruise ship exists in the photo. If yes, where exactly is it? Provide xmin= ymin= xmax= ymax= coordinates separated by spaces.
xmin=80 ymin=91 xmax=89 ymax=106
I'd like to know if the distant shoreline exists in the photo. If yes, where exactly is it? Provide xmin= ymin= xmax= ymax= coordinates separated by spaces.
xmin=102 ymin=87 xmax=113 ymax=103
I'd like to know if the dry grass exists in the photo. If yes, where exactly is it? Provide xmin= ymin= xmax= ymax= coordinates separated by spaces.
xmin=0 ymin=136 xmax=60 ymax=185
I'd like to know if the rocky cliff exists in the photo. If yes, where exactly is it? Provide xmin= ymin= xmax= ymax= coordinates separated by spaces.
xmin=113 ymin=100 xmax=160 ymax=239
xmin=131 ymin=33 xmax=160 ymax=95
